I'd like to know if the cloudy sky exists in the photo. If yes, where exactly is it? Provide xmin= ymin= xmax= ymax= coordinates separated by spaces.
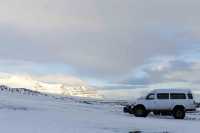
xmin=0 ymin=0 xmax=200 ymax=89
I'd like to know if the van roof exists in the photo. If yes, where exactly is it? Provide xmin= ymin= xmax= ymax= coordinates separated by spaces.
xmin=151 ymin=88 xmax=192 ymax=93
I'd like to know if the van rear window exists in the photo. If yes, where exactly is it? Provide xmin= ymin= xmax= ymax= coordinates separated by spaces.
xmin=170 ymin=93 xmax=186 ymax=99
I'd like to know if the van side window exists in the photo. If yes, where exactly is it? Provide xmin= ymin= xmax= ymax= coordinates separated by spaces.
xmin=170 ymin=93 xmax=186 ymax=99
xmin=157 ymin=93 xmax=169 ymax=99
xmin=146 ymin=93 xmax=155 ymax=100
xmin=188 ymin=93 xmax=193 ymax=99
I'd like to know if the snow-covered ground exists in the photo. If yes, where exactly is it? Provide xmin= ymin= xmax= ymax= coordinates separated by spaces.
xmin=0 ymin=91 xmax=199 ymax=133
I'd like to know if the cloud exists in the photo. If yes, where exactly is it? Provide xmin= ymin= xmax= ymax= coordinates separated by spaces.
xmin=0 ymin=27 xmax=178 ymax=79
xmin=0 ymin=59 xmax=88 ymax=86
xmin=0 ymin=0 xmax=200 ymax=83
xmin=0 ymin=0 xmax=104 ymax=32
xmin=120 ymin=49 xmax=200 ymax=89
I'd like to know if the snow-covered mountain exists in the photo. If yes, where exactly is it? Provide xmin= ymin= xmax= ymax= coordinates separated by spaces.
xmin=0 ymin=74 xmax=101 ymax=99
xmin=0 ymin=85 xmax=46 ymax=96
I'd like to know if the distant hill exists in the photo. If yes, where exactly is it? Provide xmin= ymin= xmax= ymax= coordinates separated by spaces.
xmin=0 ymin=75 xmax=101 ymax=99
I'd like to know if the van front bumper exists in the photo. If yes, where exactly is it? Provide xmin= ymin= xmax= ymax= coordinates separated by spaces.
xmin=186 ymin=108 xmax=196 ymax=112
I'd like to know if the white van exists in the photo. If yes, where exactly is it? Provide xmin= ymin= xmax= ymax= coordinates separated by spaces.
xmin=124 ymin=89 xmax=196 ymax=119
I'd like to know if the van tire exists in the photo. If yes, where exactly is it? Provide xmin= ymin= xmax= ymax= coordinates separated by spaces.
xmin=133 ymin=105 xmax=148 ymax=117
xmin=173 ymin=107 xmax=185 ymax=119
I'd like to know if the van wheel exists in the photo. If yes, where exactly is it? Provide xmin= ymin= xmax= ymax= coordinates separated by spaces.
xmin=173 ymin=108 xmax=185 ymax=119
xmin=134 ymin=106 xmax=148 ymax=117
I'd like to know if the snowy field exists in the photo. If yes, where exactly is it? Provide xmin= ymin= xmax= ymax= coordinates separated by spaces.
xmin=0 ymin=92 xmax=199 ymax=133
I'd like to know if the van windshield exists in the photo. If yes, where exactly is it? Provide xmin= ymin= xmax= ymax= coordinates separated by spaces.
xmin=146 ymin=93 xmax=155 ymax=100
